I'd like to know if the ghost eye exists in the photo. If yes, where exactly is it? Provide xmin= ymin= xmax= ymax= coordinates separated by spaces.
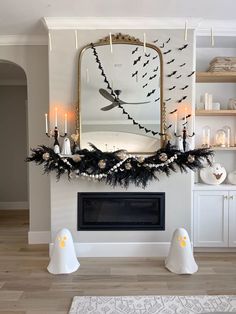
xmin=63 ymin=236 xmax=67 ymax=240
xmin=184 ymin=236 xmax=187 ymax=240
xmin=57 ymin=236 xmax=61 ymax=241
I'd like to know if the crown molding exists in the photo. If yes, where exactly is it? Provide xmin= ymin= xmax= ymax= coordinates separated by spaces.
xmin=43 ymin=17 xmax=202 ymax=30
xmin=197 ymin=19 xmax=236 ymax=36
xmin=0 ymin=35 xmax=47 ymax=46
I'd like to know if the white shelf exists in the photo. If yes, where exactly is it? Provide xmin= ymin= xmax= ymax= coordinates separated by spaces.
xmin=194 ymin=183 xmax=236 ymax=191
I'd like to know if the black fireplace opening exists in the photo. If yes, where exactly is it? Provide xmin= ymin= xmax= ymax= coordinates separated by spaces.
xmin=77 ymin=192 xmax=165 ymax=231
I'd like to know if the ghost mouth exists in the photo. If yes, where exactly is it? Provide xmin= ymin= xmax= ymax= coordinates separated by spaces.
xmin=213 ymin=173 xmax=223 ymax=180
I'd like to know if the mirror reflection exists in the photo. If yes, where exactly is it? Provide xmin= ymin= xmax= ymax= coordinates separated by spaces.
xmin=80 ymin=37 xmax=163 ymax=153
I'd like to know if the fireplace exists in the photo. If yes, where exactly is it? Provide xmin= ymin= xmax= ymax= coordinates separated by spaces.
xmin=77 ymin=192 xmax=165 ymax=231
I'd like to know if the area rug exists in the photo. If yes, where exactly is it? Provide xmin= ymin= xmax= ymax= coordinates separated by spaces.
xmin=69 ymin=295 xmax=236 ymax=314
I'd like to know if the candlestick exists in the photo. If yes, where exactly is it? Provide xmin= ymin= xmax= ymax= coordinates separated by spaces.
xmin=143 ymin=33 xmax=146 ymax=53
xmin=55 ymin=107 xmax=58 ymax=127
xmin=174 ymin=112 xmax=177 ymax=133
xmin=64 ymin=113 xmax=67 ymax=134
xmin=184 ymin=107 xmax=187 ymax=124
xmin=45 ymin=113 xmax=48 ymax=134
xmin=109 ymin=33 xmax=113 ymax=53
xmin=184 ymin=20 xmax=188 ymax=41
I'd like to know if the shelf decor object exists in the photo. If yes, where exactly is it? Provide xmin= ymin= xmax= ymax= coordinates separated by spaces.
xmin=202 ymin=126 xmax=211 ymax=148
xmin=228 ymin=171 xmax=236 ymax=185
xmin=215 ymin=129 xmax=227 ymax=147
xmin=200 ymin=162 xmax=227 ymax=185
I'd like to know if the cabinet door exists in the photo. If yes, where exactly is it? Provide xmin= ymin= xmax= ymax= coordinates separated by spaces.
xmin=194 ymin=191 xmax=228 ymax=247
xmin=229 ymin=191 xmax=236 ymax=247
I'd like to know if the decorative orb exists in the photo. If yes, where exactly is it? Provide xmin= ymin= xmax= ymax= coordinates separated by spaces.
xmin=98 ymin=159 xmax=106 ymax=169
xmin=115 ymin=150 xmax=127 ymax=160
xmin=137 ymin=156 xmax=145 ymax=163
xmin=125 ymin=162 xmax=132 ymax=170
xmin=159 ymin=153 xmax=168 ymax=162
xmin=215 ymin=129 xmax=226 ymax=147
xmin=71 ymin=154 xmax=81 ymax=162
xmin=187 ymin=154 xmax=195 ymax=163
xmin=42 ymin=152 xmax=50 ymax=161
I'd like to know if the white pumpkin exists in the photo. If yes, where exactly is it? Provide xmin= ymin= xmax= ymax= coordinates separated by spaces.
xmin=200 ymin=162 xmax=227 ymax=185
xmin=228 ymin=171 xmax=236 ymax=185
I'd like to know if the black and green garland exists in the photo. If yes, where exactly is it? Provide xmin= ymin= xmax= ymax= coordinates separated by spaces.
xmin=27 ymin=143 xmax=213 ymax=188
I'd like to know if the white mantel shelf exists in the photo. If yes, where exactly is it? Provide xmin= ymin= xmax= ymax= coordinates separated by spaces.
xmin=194 ymin=183 xmax=236 ymax=191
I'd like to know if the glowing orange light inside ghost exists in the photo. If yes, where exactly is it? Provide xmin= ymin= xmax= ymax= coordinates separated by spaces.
xmin=178 ymin=236 xmax=187 ymax=248
xmin=58 ymin=236 xmax=67 ymax=249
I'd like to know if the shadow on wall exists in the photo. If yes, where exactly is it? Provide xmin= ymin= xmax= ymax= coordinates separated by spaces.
xmin=0 ymin=60 xmax=28 ymax=210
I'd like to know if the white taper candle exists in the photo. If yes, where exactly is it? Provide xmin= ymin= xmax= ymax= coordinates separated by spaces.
xmin=143 ymin=33 xmax=146 ymax=53
xmin=184 ymin=20 xmax=188 ymax=41
xmin=75 ymin=30 xmax=78 ymax=50
xmin=109 ymin=33 xmax=113 ymax=53
xmin=45 ymin=113 xmax=48 ymax=133
xmin=55 ymin=107 xmax=58 ymax=127
xmin=64 ymin=113 xmax=67 ymax=134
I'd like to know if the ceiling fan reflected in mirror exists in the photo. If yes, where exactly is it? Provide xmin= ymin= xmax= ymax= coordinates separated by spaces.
xmin=99 ymin=88 xmax=150 ymax=111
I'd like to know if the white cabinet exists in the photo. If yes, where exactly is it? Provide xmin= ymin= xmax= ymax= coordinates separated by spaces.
xmin=193 ymin=189 xmax=236 ymax=247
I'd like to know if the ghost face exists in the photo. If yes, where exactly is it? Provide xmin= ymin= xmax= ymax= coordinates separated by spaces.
xmin=178 ymin=235 xmax=187 ymax=248
xmin=58 ymin=235 xmax=67 ymax=249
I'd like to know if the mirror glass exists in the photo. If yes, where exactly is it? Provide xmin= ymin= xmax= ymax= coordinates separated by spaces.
xmin=80 ymin=40 xmax=163 ymax=153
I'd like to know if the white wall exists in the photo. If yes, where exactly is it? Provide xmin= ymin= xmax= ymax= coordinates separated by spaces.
xmin=0 ymin=46 xmax=50 ymax=234
xmin=0 ymin=85 xmax=28 ymax=205
xmin=49 ymin=29 xmax=195 ymax=256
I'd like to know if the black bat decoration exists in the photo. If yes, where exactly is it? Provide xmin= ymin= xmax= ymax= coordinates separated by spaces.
xmin=153 ymin=55 xmax=158 ymax=60
xmin=183 ymin=121 xmax=188 ymax=126
xmin=155 ymin=98 xmax=160 ymax=102
xmin=178 ymin=44 xmax=188 ymax=51
xmin=168 ymin=86 xmax=176 ymax=91
xmin=176 ymin=75 xmax=182 ymax=79
xmin=127 ymin=115 xmax=132 ymax=120
xmin=139 ymin=125 xmax=145 ymax=129
xmin=151 ymin=131 xmax=159 ymax=135
xmin=133 ymin=56 xmax=141 ymax=65
xmin=145 ymin=53 xmax=150 ymax=57
xmin=132 ymin=47 xmax=138 ymax=54
xmin=147 ymin=89 xmax=156 ymax=97
xmin=178 ymin=96 xmax=187 ymax=103
xmin=165 ymin=98 xmax=172 ymax=102
xmin=153 ymin=39 xmax=158 ymax=43
xmin=145 ymin=128 xmax=151 ymax=133
xmin=132 ymin=70 xmax=138 ymax=77
xmin=143 ymin=60 xmax=149 ymax=67
xmin=182 ymin=114 xmax=191 ymax=120
xmin=149 ymin=74 xmax=157 ymax=80
xmin=167 ymin=59 xmax=175 ymax=64
xmin=122 ymin=109 xmax=128 ymax=114
xmin=163 ymin=49 xmax=171 ymax=54
xmin=160 ymin=43 xmax=165 ymax=48
xmin=165 ymin=124 xmax=172 ymax=130
xmin=153 ymin=66 xmax=159 ymax=72
xmin=142 ymin=72 xmax=147 ymax=78
xmin=133 ymin=120 xmax=138 ymax=125
xmin=142 ymin=83 xmax=148 ymax=88
xmin=167 ymin=71 xmax=177 ymax=77
xmin=166 ymin=38 xmax=171 ymax=43
xmin=187 ymin=71 xmax=195 ymax=77
xmin=179 ymin=63 xmax=186 ymax=67
xmin=181 ymin=85 xmax=189 ymax=90
xmin=169 ymin=109 xmax=177 ymax=114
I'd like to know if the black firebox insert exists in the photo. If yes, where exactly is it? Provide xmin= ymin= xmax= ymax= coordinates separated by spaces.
xmin=77 ymin=192 xmax=165 ymax=231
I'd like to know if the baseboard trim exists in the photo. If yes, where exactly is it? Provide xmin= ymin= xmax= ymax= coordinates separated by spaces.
xmin=0 ymin=201 xmax=29 ymax=210
xmin=194 ymin=247 xmax=236 ymax=252
xmin=49 ymin=242 xmax=170 ymax=257
xmin=28 ymin=231 xmax=51 ymax=244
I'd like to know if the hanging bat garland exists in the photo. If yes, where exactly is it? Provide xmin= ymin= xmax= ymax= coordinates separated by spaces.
xmin=176 ymin=75 xmax=182 ymax=79
xmin=153 ymin=66 xmax=159 ymax=72
xmin=166 ymin=38 xmax=171 ymax=44
xmin=145 ymin=53 xmax=151 ymax=57
xmin=167 ymin=71 xmax=177 ymax=77
xmin=143 ymin=60 xmax=150 ymax=67
xmin=168 ymin=86 xmax=176 ymax=91
xmin=133 ymin=56 xmax=141 ymax=65
xmin=132 ymin=70 xmax=138 ymax=78
xmin=160 ymin=43 xmax=165 ymax=48
xmin=167 ymin=59 xmax=175 ymax=64
xmin=163 ymin=49 xmax=172 ymax=54
xmin=142 ymin=72 xmax=147 ymax=78
xmin=187 ymin=71 xmax=195 ymax=77
xmin=169 ymin=109 xmax=177 ymax=114
xmin=132 ymin=47 xmax=139 ymax=54
xmin=153 ymin=55 xmax=158 ymax=60
xmin=178 ymin=44 xmax=188 ymax=51
xmin=165 ymin=98 xmax=172 ymax=102
xmin=178 ymin=96 xmax=187 ymax=103
xmin=179 ymin=63 xmax=186 ymax=67
xmin=181 ymin=85 xmax=189 ymax=90
xmin=142 ymin=83 xmax=148 ymax=88
xmin=155 ymin=98 xmax=160 ymax=102
xmin=153 ymin=39 xmax=158 ymax=43
xmin=149 ymin=74 xmax=157 ymax=80
xmin=147 ymin=89 xmax=156 ymax=97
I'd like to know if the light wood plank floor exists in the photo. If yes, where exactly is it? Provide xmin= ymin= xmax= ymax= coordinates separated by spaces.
xmin=0 ymin=210 xmax=236 ymax=313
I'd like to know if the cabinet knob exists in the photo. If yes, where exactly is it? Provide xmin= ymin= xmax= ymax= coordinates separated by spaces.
xmin=224 ymin=195 xmax=228 ymax=200
xmin=229 ymin=195 xmax=234 ymax=200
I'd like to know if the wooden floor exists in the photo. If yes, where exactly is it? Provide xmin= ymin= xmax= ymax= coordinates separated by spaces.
xmin=0 ymin=211 xmax=236 ymax=314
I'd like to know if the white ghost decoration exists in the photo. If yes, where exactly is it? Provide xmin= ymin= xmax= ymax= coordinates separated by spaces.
xmin=54 ymin=144 xmax=60 ymax=154
xmin=47 ymin=228 xmax=80 ymax=274
xmin=61 ymin=137 xmax=72 ymax=155
xmin=165 ymin=228 xmax=198 ymax=274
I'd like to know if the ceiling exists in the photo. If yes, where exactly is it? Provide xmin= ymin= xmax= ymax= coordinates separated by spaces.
xmin=0 ymin=0 xmax=236 ymax=35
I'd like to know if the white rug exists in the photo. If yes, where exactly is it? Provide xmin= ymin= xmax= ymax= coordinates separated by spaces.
xmin=69 ymin=295 xmax=236 ymax=314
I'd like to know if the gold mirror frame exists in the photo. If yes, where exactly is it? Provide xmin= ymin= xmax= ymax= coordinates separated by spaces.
xmin=77 ymin=33 xmax=165 ymax=152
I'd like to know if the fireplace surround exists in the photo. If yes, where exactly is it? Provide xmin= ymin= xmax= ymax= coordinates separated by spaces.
xmin=77 ymin=192 xmax=165 ymax=231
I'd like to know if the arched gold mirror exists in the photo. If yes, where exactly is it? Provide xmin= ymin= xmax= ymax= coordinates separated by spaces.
xmin=78 ymin=33 xmax=164 ymax=153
